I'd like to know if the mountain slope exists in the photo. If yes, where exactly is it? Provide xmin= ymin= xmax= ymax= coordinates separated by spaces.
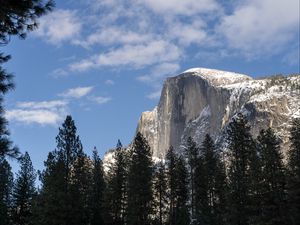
xmin=136 ymin=68 xmax=300 ymax=157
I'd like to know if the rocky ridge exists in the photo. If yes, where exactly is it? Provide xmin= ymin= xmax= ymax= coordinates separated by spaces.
xmin=136 ymin=68 xmax=300 ymax=158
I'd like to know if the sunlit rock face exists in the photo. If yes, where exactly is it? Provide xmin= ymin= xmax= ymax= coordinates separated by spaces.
xmin=136 ymin=68 xmax=300 ymax=157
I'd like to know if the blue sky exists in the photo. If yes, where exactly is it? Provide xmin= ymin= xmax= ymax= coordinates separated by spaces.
xmin=3 ymin=0 xmax=299 ymax=171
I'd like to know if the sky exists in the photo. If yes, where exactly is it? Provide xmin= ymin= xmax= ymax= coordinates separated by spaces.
xmin=3 ymin=0 xmax=300 ymax=171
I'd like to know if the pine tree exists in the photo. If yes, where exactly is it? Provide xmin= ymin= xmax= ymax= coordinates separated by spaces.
xmin=90 ymin=147 xmax=105 ymax=225
xmin=226 ymin=113 xmax=260 ymax=225
xmin=174 ymin=156 xmax=190 ymax=225
xmin=153 ymin=160 xmax=168 ymax=225
xmin=0 ymin=55 xmax=19 ymax=159
xmin=0 ymin=156 xmax=13 ymax=225
xmin=70 ymin=146 xmax=93 ymax=225
xmin=38 ymin=151 xmax=67 ymax=225
xmin=127 ymin=132 xmax=153 ymax=225
xmin=257 ymin=128 xmax=287 ymax=225
xmin=12 ymin=152 xmax=37 ymax=225
xmin=195 ymin=134 xmax=227 ymax=225
xmin=184 ymin=137 xmax=199 ymax=220
xmin=0 ymin=0 xmax=54 ymax=159
xmin=287 ymin=118 xmax=300 ymax=224
xmin=105 ymin=140 xmax=128 ymax=225
xmin=166 ymin=146 xmax=190 ymax=225
xmin=166 ymin=146 xmax=177 ymax=225
xmin=38 ymin=115 xmax=83 ymax=225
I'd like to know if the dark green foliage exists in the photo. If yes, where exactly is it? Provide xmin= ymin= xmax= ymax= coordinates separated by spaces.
xmin=0 ymin=156 xmax=13 ymax=225
xmin=90 ymin=147 xmax=105 ymax=225
xmin=37 ymin=115 xmax=84 ymax=225
xmin=0 ymin=0 xmax=54 ymax=44
xmin=127 ymin=132 xmax=153 ymax=225
xmin=166 ymin=146 xmax=177 ymax=225
xmin=166 ymin=146 xmax=190 ymax=225
xmin=69 ymin=147 xmax=93 ymax=225
xmin=153 ymin=161 xmax=168 ymax=225
xmin=226 ymin=113 xmax=260 ymax=225
xmin=184 ymin=137 xmax=199 ymax=220
xmin=105 ymin=141 xmax=128 ymax=225
xmin=38 ymin=151 xmax=68 ymax=225
xmin=174 ymin=156 xmax=190 ymax=225
xmin=12 ymin=152 xmax=37 ymax=225
xmin=287 ymin=118 xmax=300 ymax=224
xmin=0 ymin=0 xmax=54 ymax=159
xmin=0 ymin=54 xmax=18 ymax=159
xmin=195 ymin=134 xmax=227 ymax=225
xmin=257 ymin=128 xmax=287 ymax=225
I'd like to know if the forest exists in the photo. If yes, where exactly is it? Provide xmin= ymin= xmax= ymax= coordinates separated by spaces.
xmin=1 ymin=114 xmax=300 ymax=225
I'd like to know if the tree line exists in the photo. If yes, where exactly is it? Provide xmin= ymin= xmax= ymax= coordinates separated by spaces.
xmin=0 ymin=114 xmax=299 ymax=225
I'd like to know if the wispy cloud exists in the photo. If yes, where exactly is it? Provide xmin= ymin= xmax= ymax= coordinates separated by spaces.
xmin=105 ymin=80 xmax=115 ymax=85
xmin=6 ymin=100 xmax=68 ymax=126
xmin=59 ymin=86 xmax=94 ymax=99
xmin=89 ymin=96 xmax=112 ymax=104
xmin=146 ymin=90 xmax=161 ymax=100
xmin=138 ymin=63 xmax=180 ymax=83
xmin=138 ymin=62 xmax=180 ymax=99
xmin=70 ymin=41 xmax=181 ymax=72
xmin=74 ymin=27 xmax=153 ymax=48
xmin=16 ymin=100 xmax=68 ymax=109
xmin=34 ymin=9 xmax=82 ymax=45
xmin=218 ymin=0 xmax=299 ymax=57
xmin=141 ymin=0 xmax=220 ymax=16
xmin=36 ymin=0 xmax=298 ymax=92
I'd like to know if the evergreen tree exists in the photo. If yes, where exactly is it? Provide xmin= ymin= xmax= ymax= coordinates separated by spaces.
xmin=166 ymin=147 xmax=190 ymax=225
xmin=184 ymin=137 xmax=199 ymax=220
xmin=257 ymin=128 xmax=287 ymax=225
xmin=38 ymin=115 xmax=83 ymax=225
xmin=0 ymin=0 xmax=54 ymax=159
xmin=0 ymin=55 xmax=18 ymax=159
xmin=38 ymin=151 xmax=67 ymax=225
xmin=70 ymin=146 xmax=93 ymax=225
xmin=153 ymin=160 xmax=168 ymax=225
xmin=0 ymin=156 xmax=13 ymax=225
xmin=105 ymin=140 xmax=128 ymax=225
xmin=226 ymin=113 xmax=260 ymax=225
xmin=195 ymin=134 xmax=227 ymax=225
xmin=174 ymin=156 xmax=190 ymax=225
xmin=287 ymin=118 xmax=300 ymax=224
xmin=12 ymin=152 xmax=37 ymax=225
xmin=127 ymin=132 xmax=153 ymax=225
xmin=166 ymin=146 xmax=177 ymax=225
xmin=90 ymin=147 xmax=105 ymax=225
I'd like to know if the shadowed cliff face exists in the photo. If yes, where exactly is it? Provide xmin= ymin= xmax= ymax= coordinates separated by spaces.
xmin=136 ymin=68 xmax=300 ymax=157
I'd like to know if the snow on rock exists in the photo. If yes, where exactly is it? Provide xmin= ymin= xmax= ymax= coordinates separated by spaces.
xmin=136 ymin=69 xmax=300 ymax=157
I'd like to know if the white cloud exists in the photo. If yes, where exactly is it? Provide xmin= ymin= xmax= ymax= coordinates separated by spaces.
xmin=138 ymin=63 xmax=180 ymax=83
xmin=168 ymin=21 xmax=212 ymax=46
xmin=51 ymin=68 xmax=69 ymax=77
xmin=147 ymin=90 xmax=161 ymax=100
xmin=16 ymin=100 xmax=68 ymax=109
xmin=6 ymin=109 xmax=65 ymax=126
xmin=138 ymin=62 xmax=180 ymax=100
xmin=74 ymin=27 xmax=152 ymax=48
xmin=59 ymin=86 xmax=94 ymax=99
xmin=6 ymin=100 xmax=68 ymax=126
xmin=35 ymin=9 xmax=82 ymax=45
xmin=70 ymin=40 xmax=181 ymax=72
xmin=219 ymin=0 xmax=299 ymax=56
xmin=105 ymin=80 xmax=115 ymax=85
xmin=89 ymin=96 xmax=112 ymax=104
xmin=142 ymin=0 xmax=220 ymax=16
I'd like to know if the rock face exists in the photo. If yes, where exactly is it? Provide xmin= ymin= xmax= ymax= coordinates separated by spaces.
xmin=136 ymin=68 xmax=300 ymax=157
